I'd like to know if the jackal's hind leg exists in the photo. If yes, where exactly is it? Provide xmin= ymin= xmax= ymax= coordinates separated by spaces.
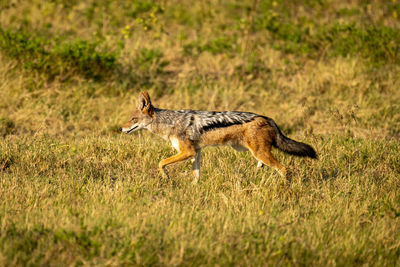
xmin=249 ymin=146 xmax=287 ymax=177
xmin=256 ymin=151 xmax=286 ymax=177
xmin=191 ymin=150 xmax=201 ymax=184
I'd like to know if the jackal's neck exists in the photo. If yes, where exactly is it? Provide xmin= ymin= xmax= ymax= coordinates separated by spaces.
xmin=152 ymin=108 xmax=179 ymax=124
xmin=146 ymin=108 xmax=183 ymax=139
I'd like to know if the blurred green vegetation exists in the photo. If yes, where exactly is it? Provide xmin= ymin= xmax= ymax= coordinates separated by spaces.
xmin=0 ymin=28 xmax=118 ymax=81
xmin=0 ymin=0 xmax=398 ymax=87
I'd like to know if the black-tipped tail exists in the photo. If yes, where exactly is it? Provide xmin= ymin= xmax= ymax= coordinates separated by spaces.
xmin=266 ymin=118 xmax=317 ymax=159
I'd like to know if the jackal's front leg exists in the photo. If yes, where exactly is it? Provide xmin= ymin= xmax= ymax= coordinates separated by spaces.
xmin=159 ymin=151 xmax=195 ymax=179
xmin=191 ymin=150 xmax=201 ymax=184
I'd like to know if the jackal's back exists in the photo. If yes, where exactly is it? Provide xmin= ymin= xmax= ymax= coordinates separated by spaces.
xmin=150 ymin=108 xmax=259 ymax=140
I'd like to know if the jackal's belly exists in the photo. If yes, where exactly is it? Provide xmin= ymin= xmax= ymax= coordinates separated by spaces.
xmin=197 ymin=124 xmax=247 ymax=150
xmin=230 ymin=144 xmax=248 ymax=152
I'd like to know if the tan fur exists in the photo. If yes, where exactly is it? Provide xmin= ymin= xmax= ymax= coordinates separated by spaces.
xmin=159 ymin=139 xmax=196 ymax=179
xmin=155 ymin=118 xmax=287 ymax=180
xmin=120 ymin=92 xmax=316 ymax=183
xmin=197 ymin=117 xmax=286 ymax=176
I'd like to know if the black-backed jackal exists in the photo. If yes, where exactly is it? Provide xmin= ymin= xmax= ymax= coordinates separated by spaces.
xmin=120 ymin=92 xmax=317 ymax=183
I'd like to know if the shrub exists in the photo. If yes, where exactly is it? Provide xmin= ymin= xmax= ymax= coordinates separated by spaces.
xmin=0 ymin=28 xmax=119 ymax=81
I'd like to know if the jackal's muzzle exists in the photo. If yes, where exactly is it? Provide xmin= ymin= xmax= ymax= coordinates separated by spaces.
xmin=120 ymin=125 xmax=139 ymax=134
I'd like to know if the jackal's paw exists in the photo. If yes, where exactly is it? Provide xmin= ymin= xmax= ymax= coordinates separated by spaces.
xmin=257 ymin=161 xmax=264 ymax=169
xmin=191 ymin=177 xmax=199 ymax=185
xmin=284 ymin=169 xmax=293 ymax=182
xmin=159 ymin=167 xmax=170 ymax=179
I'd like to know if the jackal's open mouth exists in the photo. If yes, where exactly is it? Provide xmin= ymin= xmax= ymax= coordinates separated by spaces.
xmin=126 ymin=126 xmax=138 ymax=134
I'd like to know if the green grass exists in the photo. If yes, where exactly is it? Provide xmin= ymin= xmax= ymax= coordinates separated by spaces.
xmin=0 ymin=28 xmax=119 ymax=81
xmin=1 ymin=0 xmax=400 ymax=266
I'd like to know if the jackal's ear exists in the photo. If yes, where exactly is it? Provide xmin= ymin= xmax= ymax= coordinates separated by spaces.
xmin=138 ymin=91 xmax=153 ymax=114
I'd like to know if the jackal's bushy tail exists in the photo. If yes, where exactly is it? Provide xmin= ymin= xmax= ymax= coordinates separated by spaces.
xmin=266 ymin=118 xmax=317 ymax=159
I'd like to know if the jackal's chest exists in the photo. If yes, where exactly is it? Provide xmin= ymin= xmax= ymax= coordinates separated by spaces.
xmin=170 ymin=137 xmax=180 ymax=152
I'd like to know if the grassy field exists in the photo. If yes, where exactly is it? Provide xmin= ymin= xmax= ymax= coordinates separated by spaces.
xmin=1 ymin=0 xmax=400 ymax=265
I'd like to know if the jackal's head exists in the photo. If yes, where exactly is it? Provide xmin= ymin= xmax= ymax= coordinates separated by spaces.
xmin=120 ymin=91 xmax=154 ymax=134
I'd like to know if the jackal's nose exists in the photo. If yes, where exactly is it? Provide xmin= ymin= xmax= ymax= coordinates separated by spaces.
xmin=119 ymin=127 xmax=122 ymax=132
